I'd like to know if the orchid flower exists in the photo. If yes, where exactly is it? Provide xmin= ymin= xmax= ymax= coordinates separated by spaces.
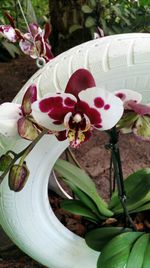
xmin=0 ymin=84 xmax=40 ymax=140
xmin=31 ymin=69 xmax=124 ymax=148
xmin=19 ymin=22 xmax=54 ymax=62
xmin=0 ymin=13 xmax=54 ymax=63
xmin=115 ymin=89 xmax=150 ymax=141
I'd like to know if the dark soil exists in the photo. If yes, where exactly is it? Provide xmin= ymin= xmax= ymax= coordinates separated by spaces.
xmin=0 ymin=56 xmax=150 ymax=267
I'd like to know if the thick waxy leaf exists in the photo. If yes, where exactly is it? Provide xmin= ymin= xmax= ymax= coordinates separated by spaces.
xmin=126 ymin=234 xmax=149 ymax=268
xmin=85 ymin=227 xmax=131 ymax=251
xmin=54 ymin=159 xmax=113 ymax=217
xmin=0 ymin=154 xmax=13 ymax=171
xmin=143 ymin=234 xmax=150 ymax=268
xmin=21 ymin=84 xmax=37 ymax=115
xmin=18 ymin=118 xmax=40 ymax=140
xmin=68 ymin=183 xmax=101 ymax=216
xmin=109 ymin=168 xmax=150 ymax=213
xmin=9 ymin=163 xmax=29 ymax=192
xmin=131 ymin=201 xmax=150 ymax=213
xmin=61 ymin=199 xmax=100 ymax=222
xmin=97 ymin=232 xmax=143 ymax=268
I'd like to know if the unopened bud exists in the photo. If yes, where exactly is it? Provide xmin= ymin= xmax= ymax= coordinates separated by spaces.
xmin=0 ymin=154 xmax=13 ymax=172
xmin=8 ymin=163 xmax=29 ymax=192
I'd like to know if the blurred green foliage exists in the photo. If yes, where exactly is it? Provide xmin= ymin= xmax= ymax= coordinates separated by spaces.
xmin=1 ymin=0 xmax=150 ymax=59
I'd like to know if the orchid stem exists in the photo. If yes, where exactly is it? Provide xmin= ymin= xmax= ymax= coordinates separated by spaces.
xmin=66 ymin=148 xmax=83 ymax=170
xmin=106 ymin=127 xmax=137 ymax=231
xmin=0 ymin=129 xmax=48 ymax=184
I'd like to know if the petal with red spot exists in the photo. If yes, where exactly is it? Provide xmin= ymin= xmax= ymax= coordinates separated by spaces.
xmin=31 ymin=93 xmax=77 ymax=131
xmin=79 ymin=87 xmax=124 ymax=130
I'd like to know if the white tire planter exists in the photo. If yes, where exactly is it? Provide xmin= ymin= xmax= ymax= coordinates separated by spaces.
xmin=0 ymin=33 xmax=150 ymax=268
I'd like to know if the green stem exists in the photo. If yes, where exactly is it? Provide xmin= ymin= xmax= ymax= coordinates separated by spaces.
xmin=0 ymin=129 xmax=48 ymax=184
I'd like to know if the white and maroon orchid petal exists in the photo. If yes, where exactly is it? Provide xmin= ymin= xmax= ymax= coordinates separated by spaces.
xmin=56 ymin=130 xmax=67 ymax=141
xmin=31 ymin=93 xmax=77 ymax=131
xmin=78 ymin=87 xmax=124 ymax=130
xmin=114 ymin=89 xmax=142 ymax=105
xmin=44 ymin=42 xmax=54 ymax=61
xmin=29 ymin=23 xmax=39 ymax=37
xmin=65 ymin=69 xmax=96 ymax=98
xmin=127 ymin=100 xmax=150 ymax=116
xmin=0 ymin=103 xmax=22 ymax=136
xmin=4 ymin=12 xmax=15 ymax=28
xmin=19 ymin=33 xmax=36 ymax=56
xmin=35 ymin=34 xmax=46 ymax=57
xmin=43 ymin=22 xmax=51 ymax=41
xmin=21 ymin=84 xmax=37 ymax=115
xmin=0 ymin=25 xmax=17 ymax=42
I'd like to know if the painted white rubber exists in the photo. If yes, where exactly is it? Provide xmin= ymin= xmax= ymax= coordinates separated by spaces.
xmin=0 ymin=33 xmax=150 ymax=268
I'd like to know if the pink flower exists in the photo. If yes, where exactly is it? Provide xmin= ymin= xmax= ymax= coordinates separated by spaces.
xmin=0 ymin=25 xmax=17 ymax=42
xmin=32 ymin=69 xmax=124 ymax=148
xmin=0 ymin=13 xmax=53 ymax=63
xmin=19 ymin=23 xmax=54 ymax=62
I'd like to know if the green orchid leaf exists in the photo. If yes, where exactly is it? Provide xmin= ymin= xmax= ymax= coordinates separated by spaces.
xmin=109 ymin=168 xmax=150 ymax=213
xmin=55 ymin=159 xmax=113 ymax=218
xmin=97 ymin=232 xmax=143 ymax=268
xmin=126 ymin=234 xmax=149 ymax=268
xmin=67 ymin=183 xmax=101 ymax=217
xmin=143 ymin=234 xmax=150 ymax=268
xmin=61 ymin=199 xmax=99 ymax=222
xmin=85 ymin=227 xmax=131 ymax=251
xmin=131 ymin=201 xmax=150 ymax=213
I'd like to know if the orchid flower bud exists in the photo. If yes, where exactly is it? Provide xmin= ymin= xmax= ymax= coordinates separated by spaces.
xmin=8 ymin=163 xmax=29 ymax=192
xmin=0 ymin=154 xmax=13 ymax=172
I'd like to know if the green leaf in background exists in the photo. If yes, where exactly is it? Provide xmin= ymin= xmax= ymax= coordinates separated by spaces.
xmin=54 ymin=159 xmax=113 ymax=218
xmin=81 ymin=5 xmax=93 ymax=14
xmin=69 ymin=24 xmax=83 ymax=34
xmin=139 ymin=0 xmax=150 ymax=6
xmin=85 ymin=16 xmax=96 ymax=28
xmin=126 ymin=234 xmax=149 ymax=268
xmin=61 ymin=199 xmax=99 ymax=222
xmin=85 ymin=227 xmax=131 ymax=251
xmin=109 ymin=168 xmax=150 ymax=213
xmin=97 ymin=232 xmax=143 ymax=268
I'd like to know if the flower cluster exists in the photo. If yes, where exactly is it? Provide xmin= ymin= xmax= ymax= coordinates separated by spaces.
xmin=0 ymin=12 xmax=54 ymax=63
xmin=0 ymin=69 xmax=124 ymax=148
xmin=0 ymin=68 xmax=150 ymax=148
